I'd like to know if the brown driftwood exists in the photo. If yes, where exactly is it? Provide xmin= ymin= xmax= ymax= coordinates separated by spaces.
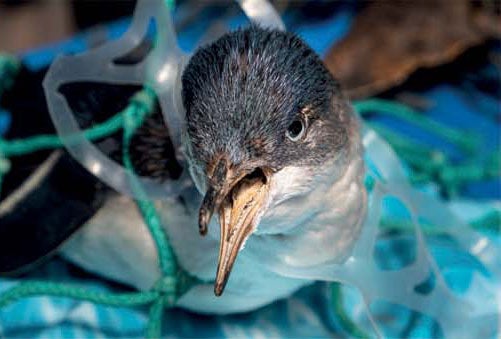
xmin=324 ymin=0 xmax=501 ymax=99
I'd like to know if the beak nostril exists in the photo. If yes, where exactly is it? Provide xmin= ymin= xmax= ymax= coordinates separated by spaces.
xmin=199 ymin=186 xmax=217 ymax=236
xmin=198 ymin=209 xmax=210 ymax=236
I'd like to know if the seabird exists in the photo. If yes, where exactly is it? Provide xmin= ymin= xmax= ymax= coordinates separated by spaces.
xmin=0 ymin=26 xmax=367 ymax=314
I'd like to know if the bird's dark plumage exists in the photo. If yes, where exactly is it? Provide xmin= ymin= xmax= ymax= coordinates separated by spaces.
xmin=182 ymin=26 xmax=352 ymax=175
xmin=0 ymin=26 xmax=357 ymax=284
xmin=129 ymin=109 xmax=183 ymax=180
xmin=0 ymin=71 xmax=178 ymax=275
xmin=182 ymin=27 xmax=362 ymax=296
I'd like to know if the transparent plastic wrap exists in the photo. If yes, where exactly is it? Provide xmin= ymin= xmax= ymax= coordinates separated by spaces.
xmin=43 ymin=0 xmax=500 ymax=337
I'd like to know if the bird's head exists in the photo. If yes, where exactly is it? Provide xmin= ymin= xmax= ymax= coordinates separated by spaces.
xmin=181 ymin=27 xmax=359 ymax=296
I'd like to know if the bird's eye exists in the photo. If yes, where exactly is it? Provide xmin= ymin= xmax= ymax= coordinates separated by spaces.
xmin=286 ymin=119 xmax=306 ymax=141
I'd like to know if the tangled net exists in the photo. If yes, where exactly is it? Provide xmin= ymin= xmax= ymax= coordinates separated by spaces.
xmin=0 ymin=1 xmax=499 ymax=337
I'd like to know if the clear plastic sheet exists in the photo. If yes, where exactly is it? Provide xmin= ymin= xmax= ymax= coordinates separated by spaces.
xmin=44 ymin=0 xmax=500 ymax=337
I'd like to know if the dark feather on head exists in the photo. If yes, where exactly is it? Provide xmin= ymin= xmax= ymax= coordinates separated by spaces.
xmin=182 ymin=26 xmax=353 ymax=174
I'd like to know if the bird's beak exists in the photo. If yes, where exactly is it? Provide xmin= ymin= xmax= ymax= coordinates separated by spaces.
xmin=198 ymin=162 xmax=270 ymax=296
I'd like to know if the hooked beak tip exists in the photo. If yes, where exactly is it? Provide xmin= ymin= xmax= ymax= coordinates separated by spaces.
xmin=198 ymin=165 xmax=271 ymax=297
xmin=214 ymin=255 xmax=234 ymax=296
xmin=214 ymin=281 xmax=225 ymax=297
xmin=212 ymin=168 xmax=270 ymax=297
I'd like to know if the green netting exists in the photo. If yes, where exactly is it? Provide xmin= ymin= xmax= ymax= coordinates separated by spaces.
xmin=0 ymin=48 xmax=198 ymax=337
xmin=0 ymin=26 xmax=499 ymax=338
xmin=0 ymin=84 xmax=196 ymax=338
xmin=354 ymin=100 xmax=500 ymax=197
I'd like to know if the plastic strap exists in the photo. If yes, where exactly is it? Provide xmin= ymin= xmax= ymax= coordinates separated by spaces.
xmin=43 ymin=0 xmax=285 ymax=199
xmin=236 ymin=0 xmax=285 ymax=30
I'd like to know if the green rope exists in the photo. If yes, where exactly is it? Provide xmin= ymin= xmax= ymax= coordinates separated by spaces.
xmin=379 ymin=210 xmax=500 ymax=237
xmin=137 ymin=198 xmax=179 ymax=277
xmin=121 ymin=87 xmax=179 ymax=279
xmin=438 ymin=155 xmax=500 ymax=195
xmin=0 ymin=2 xmax=192 ymax=337
xmin=0 ymin=94 xmax=497 ymax=336
xmin=164 ymin=0 xmax=175 ymax=9
xmin=355 ymin=100 xmax=500 ymax=197
xmin=0 ymin=80 xmax=188 ymax=338
xmin=0 ymin=86 xmax=192 ymax=338
xmin=471 ymin=210 xmax=501 ymax=234
xmin=0 ymin=2 xmax=196 ymax=330
xmin=0 ymin=24 xmax=498 ymax=338
xmin=0 ymin=113 xmax=124 ymax=157
xmin=330 ymin=282 xmax=371 ymax=338
xmin=121 ymin=86 xmax=200 ymax=337
xmin=335 ymin=96 xmax=501 ymax=338
xmin=147 ymin=298 xmax=167 ymax=338
xmin=354 ymin=99 xmax=480 ymax=154
xmin=0 ymin=281 xmax=159 ymax=308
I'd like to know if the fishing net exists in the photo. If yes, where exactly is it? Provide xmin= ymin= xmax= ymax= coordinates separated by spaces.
xmin=0 ymin=0 xmax=499 ymax=337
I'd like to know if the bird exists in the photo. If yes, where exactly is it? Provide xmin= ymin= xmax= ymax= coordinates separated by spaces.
xmin=0 ymin=26 xmax=367 ymax=314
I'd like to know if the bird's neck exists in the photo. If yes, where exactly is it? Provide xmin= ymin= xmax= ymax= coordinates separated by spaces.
xmin=248 ymin=129 xmax=367 ymax=269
